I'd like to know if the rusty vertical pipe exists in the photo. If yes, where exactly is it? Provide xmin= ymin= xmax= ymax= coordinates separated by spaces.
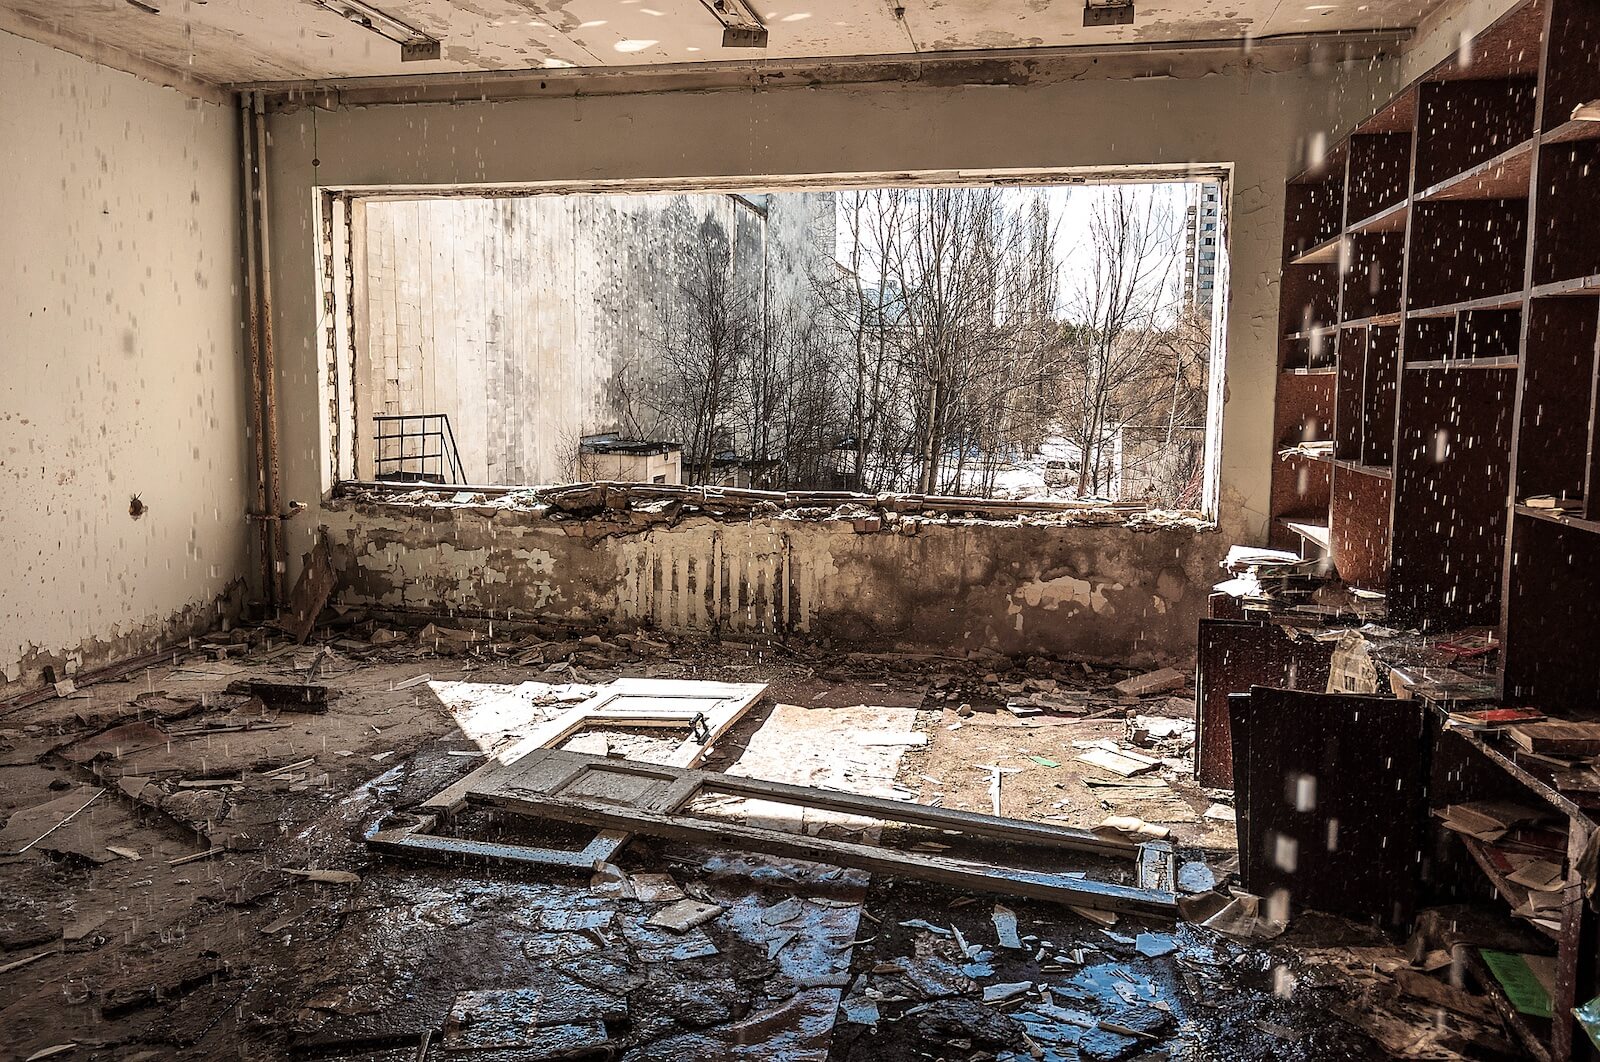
xmin=252 ymin=92 xmax=288 ymax=605
xmin=239 ymin=96 xmax=274 ymax=608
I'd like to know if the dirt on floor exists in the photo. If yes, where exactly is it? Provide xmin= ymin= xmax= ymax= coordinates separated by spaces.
xmin=0 ymin=621 xmax=1527 ymax=1061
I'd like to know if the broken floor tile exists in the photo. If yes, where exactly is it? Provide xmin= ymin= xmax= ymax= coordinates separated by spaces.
xmin=538 ymin=908 xmax=615 ymax=933
xmin=1134 ymin=932 xmax=1177 ymax=958
xmin=982 ymin=981 xmax=1034 ymax=1004
xmin=632 ymin=975 xmax=750 ymax=1028
xmin=621 ymin=917 xmax=719 ymax=962
xmin=841 ymin=996 xmax=881 ymax=1026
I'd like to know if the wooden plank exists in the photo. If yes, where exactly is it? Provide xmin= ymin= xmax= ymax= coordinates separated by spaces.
xmin=502 ymin=748 xmax=1136 ymax=858
xmin=475 ymin=786 xmax=1176 ymax=917
xmin=1239 ymin=687 xmax=1429 ymax=928
xmin=1194 ymin=619 xmax=1332 ymax=787
xmin=365 ymin=813 xmax=624 ymax=869
xmin=281 ymin=533 xmax=335 ymax=644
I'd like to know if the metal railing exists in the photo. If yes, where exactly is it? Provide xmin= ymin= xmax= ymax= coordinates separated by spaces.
xmin=373 ymin=414 xmax=466 ymax=485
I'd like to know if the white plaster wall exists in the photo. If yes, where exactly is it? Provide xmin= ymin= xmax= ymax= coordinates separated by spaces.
xmin=0 ymin=30 xmax=249 ymax=692
xmin=268 ymin=57 xmax=1398 ymax=560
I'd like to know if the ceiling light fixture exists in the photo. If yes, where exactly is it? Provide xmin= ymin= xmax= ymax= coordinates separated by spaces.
xmin=1083 ymin=0 xmax=1135 ymax=26
xmin=700 ymin=0 xmax=767 ymax=48
xmin=314 ymin=0 xmax=442 ymax=61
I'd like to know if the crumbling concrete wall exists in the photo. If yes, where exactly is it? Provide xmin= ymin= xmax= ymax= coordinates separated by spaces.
xmin=0 ymin=30 xmax=249 ymax=697
xmin=362 ymin=191 xmax=833 ymax=485
xmin=264 ymin=52 xmax=1401 ymax=662
xmin=322 ymin=499 xmax=1220 ymax=666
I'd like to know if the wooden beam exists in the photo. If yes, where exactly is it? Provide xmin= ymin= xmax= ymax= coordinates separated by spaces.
xmin=475 ymin=786 xmax=1176 ymax=917
xmin=499 ymin=748 xmax=1136 ymax=858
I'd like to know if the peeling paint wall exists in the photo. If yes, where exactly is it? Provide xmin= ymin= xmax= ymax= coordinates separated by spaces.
xmin=263 ymin=51 xmax=1401 ymax=662
xmin=323 ymin=501 xmax=1218 ymax=666
xmin=0 ymin=31 xmax=249 ymax=696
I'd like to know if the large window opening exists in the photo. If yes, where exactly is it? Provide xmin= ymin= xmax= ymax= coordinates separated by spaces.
xmin=338 ymin=173 xmax=1229 ymax=511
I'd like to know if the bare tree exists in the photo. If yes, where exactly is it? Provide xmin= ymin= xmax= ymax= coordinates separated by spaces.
xmin=885 ymin=187 xmax=1061 ymax=494
xmin=643 ymin=215 xmax=757 ymax=483
xmin=1061 ymin=186 xmax=1196 ymax=498
xmin=820 ymin=189 xmax=914 ymax=491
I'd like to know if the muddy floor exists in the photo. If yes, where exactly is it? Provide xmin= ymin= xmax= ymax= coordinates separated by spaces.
xmin=0 ymin=623 xmax=1528 ymax=1060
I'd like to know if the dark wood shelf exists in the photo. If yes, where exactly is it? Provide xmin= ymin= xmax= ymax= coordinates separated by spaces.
xmin=1516 ymin=504 xmax=1600 ymax=536
xmin=1346 ymin=200 xmax=1410 ymax=235
xmin=1456 ymin=834 xmax=1564 ymax=943
xmin=1279 ymin=517 xmax=1331 ymax=551
xmin=1332 ymin=458 xmax=1393 ymax=479
xmin=1416 ymin=137 xmax=1535 ymax=202
xmin=1283 ymin=325 xmax=1339 ymax=341
xmin=1287 ymin=235 xmax=1343 ymax=266
xmin=1262 ymin=13 xmax=1600 ymax=1056
xmin=1341 ymin=312 xmax=1403 ymax=329
xmin=1407 ymin=292 xmax=1525 ymax=318
xmin=1405 ymin=356 xmax=1521 ymax=370
xmin=1544 ymin=118 xmax=1600 ymax=145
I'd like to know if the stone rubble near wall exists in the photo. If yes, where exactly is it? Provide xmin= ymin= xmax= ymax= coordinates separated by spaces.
xmin=334 ymin=480 xmax=1212 ymax=533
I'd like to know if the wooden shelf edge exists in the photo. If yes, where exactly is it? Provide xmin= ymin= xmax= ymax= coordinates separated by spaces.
xmin=1516 ymin=504 xmax=1600 ymax=536
xmin=1457 ymin=941 xmax=1557 ymax=1062
xmin=1455 ymin=834 xmax=1563 ymax=943
xmin=1405 ymin=356 xmax=1520 ymax=370
xmin=1280 ymin=517 xmax=1332 ymax=551
xmin=1333 ymin=458 xmax=1393 ymax=480
xmin=1282 ymin=366 xmax=1337 ymax=376
xmin=1407 ymin=293 xmax=1525 ymax=319
xmin=1287 ymin=234 xmax=1343 ymax=267
xmin=1283 ymin=325 xmax=1339 ymax=341
xmin=1346 ymin=199 xmax=1409 ymax=235
xmin=1529 ymin=275 xmax=1600 ymax=299
xmin=1416 ymin=137 xmax=1536 ymax=203
xmin=1342 ymin=312 xmax=1403 ymax=329
xmin=1542 ymin=118 xmax=1600 ymax=146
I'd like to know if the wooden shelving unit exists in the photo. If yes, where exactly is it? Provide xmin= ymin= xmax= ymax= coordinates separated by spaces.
xmin=1268 ymin=0 xmax=1600 ymax=630
xmin=1262 ymin=8 xmax=1600 ymax=1053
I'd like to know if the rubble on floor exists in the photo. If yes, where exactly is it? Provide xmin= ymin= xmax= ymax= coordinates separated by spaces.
xmin=0 ymin=619 xmax=1531 ymax=1060
xmin=332 ymin=479 xmax=1208 ymax=532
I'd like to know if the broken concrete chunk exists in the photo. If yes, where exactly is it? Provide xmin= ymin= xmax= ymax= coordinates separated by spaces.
xmin=1112 ymin=668 xmax=1188 ymax=698
xmin=760 ymin=897 xmax=806 ymax=925
xmin=63 ymin=911 xmax=111 ymax=942
xmin=991 ymin=904 xmax=1023 ymax=950
xmin=1176 ymin=861 xmax=1216 ymax=894
xmin=644 ymin=899 xmax=723 ymax=934
xmin=982 ymin=981 xmax=1033 ymax=1004
xmin=282 ymin=868 xmax=361 ymax=886
xmin=841 ymin=996 xmax=881 ymax=1026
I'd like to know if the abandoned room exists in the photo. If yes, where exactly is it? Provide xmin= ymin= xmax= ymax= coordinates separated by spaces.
xmin=4 ymin=0 xmax=1600 ymax=1058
